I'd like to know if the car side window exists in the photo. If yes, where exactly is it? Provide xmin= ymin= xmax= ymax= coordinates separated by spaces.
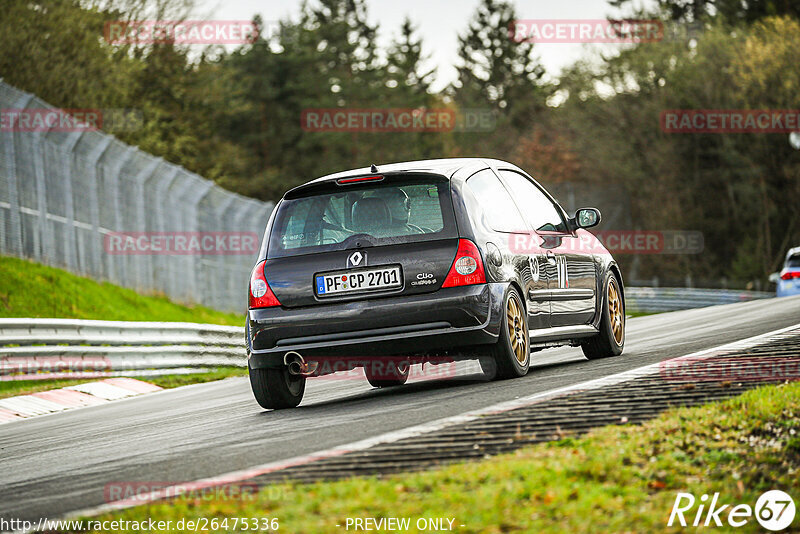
xmin=499 ymin=170 xmax=567 ymax=233
xmin=465 ymin=169 xmax=526 ymax=233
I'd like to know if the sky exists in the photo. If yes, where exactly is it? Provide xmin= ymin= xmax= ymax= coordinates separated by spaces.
xmin=195 ymin=0 xmax=656 ymax=91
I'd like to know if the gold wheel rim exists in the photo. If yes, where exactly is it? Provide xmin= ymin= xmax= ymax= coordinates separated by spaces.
xmin=608 ymin=279 xmax=624 ymax=345
xmin=506 ymin=294 xmax=528 ymax=364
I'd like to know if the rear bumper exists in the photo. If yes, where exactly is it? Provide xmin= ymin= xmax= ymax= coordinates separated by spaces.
xmin=777 ymin=280 xmax=800 ymax=297
xmin=247 ymin=283 xmax=506 ymax=368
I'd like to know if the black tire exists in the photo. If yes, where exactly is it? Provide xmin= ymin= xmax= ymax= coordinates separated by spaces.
xmin=478 ymin=355 xmax=497 ymax=378
xmin=365 ymin=359 xmax=410 ymax=388
xmin=249 ymin=364 xmax=306 ymax=409
xmin=488 ymin=286 xmax=530 ymax=380
xmin=582 ymin=272 xmax=625 ymax=359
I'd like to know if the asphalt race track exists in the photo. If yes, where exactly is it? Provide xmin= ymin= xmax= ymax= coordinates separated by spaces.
xmin=2 ymin=295 xmax=800 ymax=522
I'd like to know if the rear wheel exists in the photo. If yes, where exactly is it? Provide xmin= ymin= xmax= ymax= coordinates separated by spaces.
xmin=365 ymin=359 xmax=410 ymax=388
xmin=249 ymin=364 xmax=306 ymax=409
xmin=582 ymin=272 xmax=625 ymax=359
xmin=487 ymin=287 xmax=530 ymax=379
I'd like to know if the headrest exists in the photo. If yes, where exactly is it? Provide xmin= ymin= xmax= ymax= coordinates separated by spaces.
xmin=351 ymin=197 xmax=390 ymax=232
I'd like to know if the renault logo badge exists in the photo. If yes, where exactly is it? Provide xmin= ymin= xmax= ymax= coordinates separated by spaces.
xmin=347 ymin=251 xmax=365 ymax=268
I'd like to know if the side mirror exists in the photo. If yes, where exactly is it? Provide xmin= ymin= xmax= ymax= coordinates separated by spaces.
xmin=769 ymin=272 xmax=780 ymax=284
xmin=574 ymin=207 xmax=601 ymax=229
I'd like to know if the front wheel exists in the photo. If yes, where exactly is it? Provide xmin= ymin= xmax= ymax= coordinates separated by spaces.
xmin=582 ymin=272 xmax=625 ymax=359
xmin=488 ymin=287 xmax=530 ymax=379
xmin=249 ymin=364 xmax=306 ymax=409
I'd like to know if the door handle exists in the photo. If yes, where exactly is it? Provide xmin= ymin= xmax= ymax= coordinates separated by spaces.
xmin=545 ymin=250 xmax=556 ymax=265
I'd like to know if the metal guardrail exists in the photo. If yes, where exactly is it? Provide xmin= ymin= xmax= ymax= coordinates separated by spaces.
xmin=0 ymin=288 xmax=776 ymax=376
xmin=0 ymin=319 xmax=246 ymax=376
xmin=626 ymin=287 xmax=773 ymax=313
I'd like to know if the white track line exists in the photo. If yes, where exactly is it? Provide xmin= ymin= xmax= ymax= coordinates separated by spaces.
xmin=63 ymin=321 xmax=800 ymax=522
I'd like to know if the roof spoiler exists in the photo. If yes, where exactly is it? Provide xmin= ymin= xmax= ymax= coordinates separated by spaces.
xmin=283 ymin=171 xmax=445 ymax=200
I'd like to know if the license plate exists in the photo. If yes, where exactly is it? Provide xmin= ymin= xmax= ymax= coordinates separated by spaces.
xmin=316 ymin=266 xmax=402 ymax=296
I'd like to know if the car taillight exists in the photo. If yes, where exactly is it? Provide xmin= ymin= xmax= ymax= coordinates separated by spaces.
xmin=337 ymin=175 xmax=383 ymax=185
xmin=442 ymin=239 xmax=486 ymax=288
xmin=781 ymin=271 xmax=800 ymax=280
xmin=249 ymin=260 xmax=281 ymax=308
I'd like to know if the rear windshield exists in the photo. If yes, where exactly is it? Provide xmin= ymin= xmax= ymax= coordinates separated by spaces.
xmin=787 ymin=255 xmax=800 ymax=268
xmin=268 ymin=176 xmax=457 ymax=258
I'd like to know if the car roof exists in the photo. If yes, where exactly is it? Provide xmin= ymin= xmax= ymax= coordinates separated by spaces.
xmin=297 ymin=158 xmax=521 ymax=188
xmin=788 ymin=246 xmax=800 ymax=258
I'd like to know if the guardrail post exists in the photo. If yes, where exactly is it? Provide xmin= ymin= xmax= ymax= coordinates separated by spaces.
xmin=152 ymin=165 xmax=180 ymax=294
xmin=86 ymin=137 xmax=112 ymax=278
xmin=0 ymin=130 xmax=7 ymax=254
xmin=31 ymin=129 xmax=52 ymax=263
xmin=210 ymin=194 xmax=238 ymax=310
xmin=187 ymin=179 xmax=214 ymax=305
xmin=59 ymin=130 xmax=85 ymax=273
xmin=131 ymin=157 xmax=161 ymax=291
xmin=168 ymin=172 xmax=212 ymax=303
xmin=11 ymin=93 xmax=43 ymax=262
xmin=0 ymin=92 xmax=28 ymax=257
xmin=100 ymin=145 xmax=136 ymax=284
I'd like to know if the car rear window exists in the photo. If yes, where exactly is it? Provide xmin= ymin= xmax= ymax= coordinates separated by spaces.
xmin=268 ymin=176 xmax=457 ymax=258
xmin=787 ymin=254 xmax=800 ymax=268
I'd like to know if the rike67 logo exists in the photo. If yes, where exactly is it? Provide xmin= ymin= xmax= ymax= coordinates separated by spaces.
xmin=669 ymin=490 xmax=796 ymax=531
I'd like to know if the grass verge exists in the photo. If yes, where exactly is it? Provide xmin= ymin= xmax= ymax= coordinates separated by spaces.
xmin=0 ymin=255 xmax=242 ymax=325
xmin=0 ymin=368 xmax=246 ymax=399
xmin=627 ymin=310 xmax=657 ymax=317
xmin=75 ymin=381 xmax=800 ymax=533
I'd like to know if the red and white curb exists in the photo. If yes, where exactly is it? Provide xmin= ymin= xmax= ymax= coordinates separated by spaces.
xmin=0 ymin=378 xmax=162 ymax=423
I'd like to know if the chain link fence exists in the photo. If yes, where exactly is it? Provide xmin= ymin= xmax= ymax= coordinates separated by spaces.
xmin=0 ymin=80 xmax=273 ymax=313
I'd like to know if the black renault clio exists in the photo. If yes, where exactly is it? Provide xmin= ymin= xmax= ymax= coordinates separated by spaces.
xmin=247 ymin=158 xmax=625 ymax=408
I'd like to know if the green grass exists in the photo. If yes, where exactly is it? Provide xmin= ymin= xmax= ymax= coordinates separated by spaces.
xmin=0 ymin=377 xmax=104 ymax=399
xmin=627 ymin=310 xmax=657 ymax=317
xmin=0 ymin=255 xmax=242 ymax=325
xmin=76 ymin=381 xmax=800 ymax=533
xmin=0 ymin=368 xmax=246 ymax=399
xmin=146 ymin=368 xmax=247 ymax=389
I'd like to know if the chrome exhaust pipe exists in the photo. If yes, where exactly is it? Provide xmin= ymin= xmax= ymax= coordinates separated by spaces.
xmin=284 ymin=351 xmax=306 ymax=375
